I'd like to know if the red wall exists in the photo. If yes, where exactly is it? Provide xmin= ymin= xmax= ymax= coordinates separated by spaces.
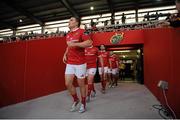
xmin=144 ymin=28 xmax=173 ymax=101
xmin=171 ymin=29 xmax=180 ymax=117
xmin=0 ymin=37 xmax=67 ymax=107
xmin=25 ymin=38 xmax=67 ymax=100
xmin=0 ymin=42 xmax=26 ymax=107
xmin=143 ymin=28 xmax=180 ymax=118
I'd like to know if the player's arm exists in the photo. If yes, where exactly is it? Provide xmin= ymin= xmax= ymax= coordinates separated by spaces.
xmin=95 ymin=48 xmax=99 ymax=62
xmin=98 ymin=56 xmax=104 ymax=68
xmin=98 ymin=56 xmax=104 ymax=73
xmin=109 ymin=59 xmax=112 ymax=70
xmin=67 ymin=39 xmax=92 ymax=48
xmin=116 ymin=60 xmax=119 ymax=69
xmin=63 ymin=47 xmax=68 ymax=63
xmin=67 ymin=30 xmax=92 ymax=48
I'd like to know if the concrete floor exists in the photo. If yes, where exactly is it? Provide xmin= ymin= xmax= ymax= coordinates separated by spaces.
xmin=0 ymin=83 xmax=162 ymax=119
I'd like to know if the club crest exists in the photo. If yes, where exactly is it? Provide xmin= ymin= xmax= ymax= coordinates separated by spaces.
xmin=110 ymin=32 xmax=124 ymax=44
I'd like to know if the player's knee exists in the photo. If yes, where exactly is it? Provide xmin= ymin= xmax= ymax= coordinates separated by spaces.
xmin=78 ymin=81 xmax=85 ymax=87
xmin=65 ymin=81 xmax=72 ymax=87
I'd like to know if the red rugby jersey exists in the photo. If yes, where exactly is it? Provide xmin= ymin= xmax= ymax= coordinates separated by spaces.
xmin=109 ymin=55 xmax=118 ymax=69
xmin=85 ymin=46 xmax=98 ymax=69
xmin=66 ymin=28 xmax=90 ymax=65
xmin=98 ymin=50 xmax=110 ymax=67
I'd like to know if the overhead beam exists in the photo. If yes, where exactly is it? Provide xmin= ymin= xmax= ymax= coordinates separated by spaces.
xmin=59 ymin=0 xmax=79 ymax=18
xmin=0 ymin=21 xmax=15 ymax=30
xmin=2 ymin=0 xmax=44 ymax=26
xmin=107 ymin=0 xmax=114 ymax=16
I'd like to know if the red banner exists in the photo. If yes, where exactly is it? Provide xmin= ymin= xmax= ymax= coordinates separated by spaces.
xmin=92 ymin=30 xmax=144 ymax=46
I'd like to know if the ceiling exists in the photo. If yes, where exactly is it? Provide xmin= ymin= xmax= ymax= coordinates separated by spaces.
xmin=0 ymin=0 xmax=175 ymax=30
xmin=115 ymin=50 xmax=139 ymax=59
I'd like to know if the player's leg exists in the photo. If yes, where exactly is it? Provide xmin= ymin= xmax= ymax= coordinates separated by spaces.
xmin=65 ymin=64 xmax=79 ymax=112
xmin=87 ymin=68 xmax=96 ymax=102
xmin=103 ymin=67 xmax=108 ymax=90
xmin=111 ymin=69 xmax=117 ymax=87
xmin=115 ymin=68 xmax=119 ymax=86
xmin=76 ymin=64 xmax=87 ymax=113
xmin=98 ymin=67 xmax=103 ymax=90
xmin=107 ymin=69 xmax=112 ymax=88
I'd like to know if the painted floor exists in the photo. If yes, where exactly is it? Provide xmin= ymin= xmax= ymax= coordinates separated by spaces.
xmin=0 ymin=82 xmax=161 ymax=119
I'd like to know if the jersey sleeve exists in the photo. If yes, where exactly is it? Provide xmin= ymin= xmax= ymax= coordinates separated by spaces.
xmin=95 ymin=47 xmax=99 ymax=55
xmin=107 ymin=51 xmax=110 ymax=59
xmin=98 ymin=51 xmax=101 ymax=57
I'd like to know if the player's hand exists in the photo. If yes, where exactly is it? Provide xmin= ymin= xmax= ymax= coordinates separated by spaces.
xmin=63 ymin=55 xmax=67 ymax=64
xmin=67 ymin=41 xmax=77 ymax=47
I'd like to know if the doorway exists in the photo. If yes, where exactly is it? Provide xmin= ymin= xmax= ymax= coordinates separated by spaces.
xmin=94 ymin=45 xmax=144 ymax=84
xmin=107 ymin=45 xmax=144 ymax=84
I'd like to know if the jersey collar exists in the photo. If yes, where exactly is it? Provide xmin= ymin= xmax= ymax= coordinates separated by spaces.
xmin=71 ymin=28 xmax=79 ymax=32
xmin=101 ymin=50 xmax=106 ymax=52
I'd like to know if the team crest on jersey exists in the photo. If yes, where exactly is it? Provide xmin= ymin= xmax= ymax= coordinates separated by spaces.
xmin=110 ymin=32 xmax=124 ymax=44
